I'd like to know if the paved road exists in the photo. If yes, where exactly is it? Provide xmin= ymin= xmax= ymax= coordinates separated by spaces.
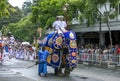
xmin=0 ymin=59 xmax=36 ymax=81
xmin=0 ymin=58 xmax=120 ymax=81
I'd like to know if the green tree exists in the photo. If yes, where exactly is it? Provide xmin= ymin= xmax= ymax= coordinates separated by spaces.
xmin=0 ymin=7 xmax=23 ymax=29
xmin=0 ymin=0 xmax=23 ymax=35
xmin=69 ymin=0 xmax=120 ymax=47
xmin=85 ymin=0 xmax=120 ymax=48
xmin=31 ymin=0 xmax=68 ymax=28
xmin=5 ymin=0 xmax=120 ymax=45
xmin=97 ymin=0 xmax=119 ymax=48
xmin=7 ymin=16 xmax=34 ymax=43
xmin=0 ymin=0 xmax=9 ymax=18
xmin=22 ymin=0 xmax=32 ymax=16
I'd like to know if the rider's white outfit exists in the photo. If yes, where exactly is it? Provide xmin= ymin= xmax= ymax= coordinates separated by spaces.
xmin=52 ymin=19 xmax=67 ymax=34
xmin=52 ymin=20 xmax=61 ymax=33
xmin=61 ymin=21 xmax=67 ymax=32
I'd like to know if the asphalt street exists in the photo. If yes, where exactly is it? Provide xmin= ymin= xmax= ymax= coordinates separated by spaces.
xmin=0 ymin=58 xmax=120 ymax=81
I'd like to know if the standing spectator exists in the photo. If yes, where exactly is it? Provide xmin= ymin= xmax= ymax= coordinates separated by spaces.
xmin=37 ymin=46 xmax=50 ymax=77
xmin=9 ymin=45 xmax=14 ymax=58
xmin=32 ymin=45 xmax=37 ymax=59
xmin=3 ymin=44 xmax=9 ymax=62
xmin=9 ymin=35 xmax=15 ymax=46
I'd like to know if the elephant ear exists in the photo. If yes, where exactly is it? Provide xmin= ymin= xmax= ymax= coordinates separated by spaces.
xmin=53 ymin=34 xmax=63 ymax=49
xmin=42 ymin=37 xmax=47 ymax=46
xmin=48 ymin=38 xmax=52 ymax=46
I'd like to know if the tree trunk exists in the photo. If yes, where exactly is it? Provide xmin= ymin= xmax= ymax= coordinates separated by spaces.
xmin=106 ymin=21 xmax=112 ymax=48
xmin=99 ymin=15 xmax=102 ymax=47
xmin=104 ymin=4 xmax=112 ymax=48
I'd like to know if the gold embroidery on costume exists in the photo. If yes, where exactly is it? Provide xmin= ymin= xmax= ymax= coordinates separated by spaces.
xmin=47 ymin=55 xmax=51 ymax=63
xmin=71 ymin=60 xmax=76 ymax=63
xmin=55 ymin=36 xmax=62 ymax=45
xmin=70 ymin=40 xmax=77 ymax=48
xmin=52 ymin=54 xmax=59 ymax=63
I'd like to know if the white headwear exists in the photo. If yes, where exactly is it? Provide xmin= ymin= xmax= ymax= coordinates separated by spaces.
xmin=57 ymin=15 xmax=64 ymax=18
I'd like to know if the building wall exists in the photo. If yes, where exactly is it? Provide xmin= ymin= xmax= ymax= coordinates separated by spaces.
xmin=70 ymin=20 xmax=120 ymax=47
xmin=70 ymin=20 xmax=120 ymax=32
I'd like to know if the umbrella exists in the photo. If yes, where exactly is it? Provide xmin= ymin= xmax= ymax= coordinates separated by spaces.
xmin=21 ymin=41 xmax=30 ymax=45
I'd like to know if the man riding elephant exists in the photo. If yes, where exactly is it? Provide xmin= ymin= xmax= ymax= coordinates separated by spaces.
xmin=52 ymin=15 xmax=67 ymax=40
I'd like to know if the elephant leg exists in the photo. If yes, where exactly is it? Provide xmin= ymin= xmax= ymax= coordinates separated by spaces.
xmin=54 ymin=67 xmax=64 ymax=76
xmin=64 ymin=67 xmax=70 ymax=76
xmin=55 ymin=66 xmax=65 ymax=76
xmin=54 ymin=68 xmax=58 ymax=75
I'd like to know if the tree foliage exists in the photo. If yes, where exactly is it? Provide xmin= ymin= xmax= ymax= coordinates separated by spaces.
xmin=31 ymin=0 xmax=120 ymax=28
xmin=31 ymin=0 xmax=68 ymax=28
xmin=4 ymin=0 xmax=120 ymax=43
xmin=22 ymin=0 xmax=32 ymax=16
xmin=74 ymin=0 xmax=120 ymax=26
xmin=0 ymin=0 xmax=9 ymax=18
xmin=0 ymin=7 xmax=23 ymax=29
xmin=70 ymin=0 xmax=120 ymax=47
xmin=7 ymin=16 xmax=36 ymax=43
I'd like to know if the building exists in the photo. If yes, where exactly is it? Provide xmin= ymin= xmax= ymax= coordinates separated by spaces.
xmin=70 ymin=21 xmax=120 ymax=47
xmin=70 ymin=2 xmax=120 ymax=47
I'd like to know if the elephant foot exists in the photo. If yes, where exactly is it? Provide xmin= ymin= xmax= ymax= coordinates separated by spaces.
xmin=64 ymin=70 xmax=70 ymax=76
xmin=54 ymin=69 xmax=64 ymax=76
xmin=69 ymin=67 xmax=73 ymax=71
xmin=57 ymin=73 xmax=65 ymax=77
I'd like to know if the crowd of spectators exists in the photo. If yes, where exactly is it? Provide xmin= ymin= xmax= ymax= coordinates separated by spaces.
xmin=78 ymin=44 xmax=120 ymax=66
xmin=0 ymin=35 xmax=37 ymax=64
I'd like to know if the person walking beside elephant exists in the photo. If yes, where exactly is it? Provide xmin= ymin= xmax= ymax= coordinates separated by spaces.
xmin=37 ymin=46 xmax=50 ymax=77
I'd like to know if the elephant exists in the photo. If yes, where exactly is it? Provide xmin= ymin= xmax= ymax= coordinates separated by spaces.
xmin=41 ymin=30 xmax=78 ymax=76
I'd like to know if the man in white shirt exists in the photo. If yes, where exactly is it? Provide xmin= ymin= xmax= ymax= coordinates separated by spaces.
xmin=52 ymin=15 xmax=67 ymax=34
xmin=9 ymin=35 xmax=15 ymax=45
xmin=60 ymin=17 xmax=67 ymax=32
xmin=52 ymin=16 xmax=61 ymax=33
xmin=49 ymin=16 xmax=67 ymax=44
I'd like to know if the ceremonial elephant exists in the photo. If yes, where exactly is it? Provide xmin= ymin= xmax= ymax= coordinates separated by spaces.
xmin=41 ymin=30 xmax=78 ymax=76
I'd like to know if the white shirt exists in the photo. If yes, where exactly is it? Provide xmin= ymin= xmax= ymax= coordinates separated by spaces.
xmin=61 ymin=21 xmax=67 ymax=31
xmin=10 ymin=36 xmax=15 ymax=45
xmin=52 ymin=20 xmax=67 ymax=33
xmin=10 ymin=36 xmax=15 ymax=42
xmin=52 ymin=20 xmax=61 ymax=29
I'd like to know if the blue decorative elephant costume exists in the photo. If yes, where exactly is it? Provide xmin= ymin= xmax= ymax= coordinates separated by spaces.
xmin=41 ymin=30 xmax=78 ymax=76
